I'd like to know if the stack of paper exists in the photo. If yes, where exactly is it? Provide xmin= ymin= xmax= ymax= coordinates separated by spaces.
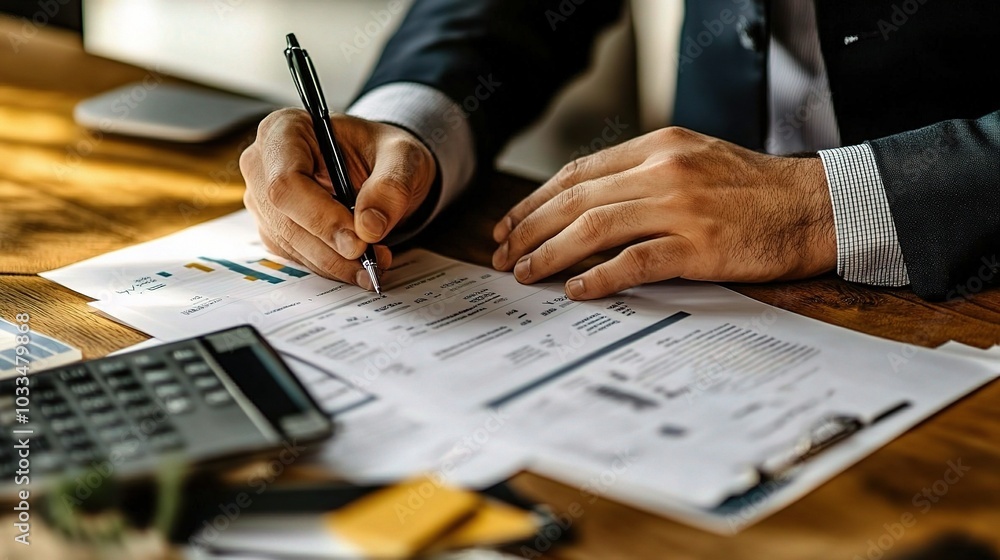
xmin=0 ymin=318 xmax=82 ymax=378
xmin=41 ymin=210 xmax=1000 ymax=535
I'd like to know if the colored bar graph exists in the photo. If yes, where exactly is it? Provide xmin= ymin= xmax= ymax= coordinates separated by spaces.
xmin=256 ymin=258 xmax=309 ymax=278
xmin=199 ymin=257 xmax=284 ymax=284
xmin=157 ymin=271 xmax=172 ymax=277
xmin=186 ymin=262 xmax=214 ymax=273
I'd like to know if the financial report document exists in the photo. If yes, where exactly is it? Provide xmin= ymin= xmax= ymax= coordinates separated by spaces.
xmin=43 ymin=210 xmax=1000 ymax=532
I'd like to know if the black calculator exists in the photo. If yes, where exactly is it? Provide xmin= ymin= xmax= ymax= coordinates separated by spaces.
xmin=0 ymin=325 xmax=333 ymax=498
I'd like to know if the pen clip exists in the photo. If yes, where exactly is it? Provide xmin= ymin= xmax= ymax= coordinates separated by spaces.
xmin=301 ymin=50 xmax=330 ymax=116
xmin=284 ymin=33 xmax=329 ymax=116
xmin=285 ymin=48 xmax=312 ymax=113
xmin=756 ymin=400 xmax=911 ymax=482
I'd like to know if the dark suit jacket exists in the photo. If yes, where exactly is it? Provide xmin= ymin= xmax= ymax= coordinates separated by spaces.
xmin=359 ymin=0 xmax=1000 ymax=300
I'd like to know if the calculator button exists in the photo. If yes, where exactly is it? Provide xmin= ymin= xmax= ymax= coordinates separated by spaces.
xmin=50 ymin=417 xmax=85 ymax=434
xmin=171 ymin=348 xmax=199 ymax=362
xmin=192 ymin=375 xmax=222 ymax=391
xmin=130 ymin=354 xmax=163 ymax=368
xmin=108 ymin=443 xmax=143 ymax=461
xmin=79 ymin=395 xmax=115 ymax=412
xmin=154 ymin=384 xmax=186 ymax=399
xmin=35 ymin=386 xmax=63 ymax=404
xmin=149 ymin=431 xmax=184 ymax=451
xmin=60 ymin=366 xmax=93 ymax=381
xmin=117 ymin=389 xmax=153 ymax=406
xmin=125 ymin=403 xmax=162 ymax=419
xmin=89 ymin=411 xmax=123 ymax=427
xmin=106 ymin=373 xmax=141 ymax=390
xmin=143 ymin=369 xmax=174 ymax=385
xmin=68 ymin=380 xmax=102 ymax=396
xmin=183 ymin=362 xmax=212 ymax=376
xmin=98 ymin=425 xmax=130 ymax=442
xmin=202 ymin=390 xmax=234 ymax=407
xmin=164 ymin=397 xmax=193 ymax=415
xmin=40 ymin=402 xmax=72 ymax=418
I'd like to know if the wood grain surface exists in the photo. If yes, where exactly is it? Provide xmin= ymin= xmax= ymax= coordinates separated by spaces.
xmin=1 ymin=18 xmax=998 ymax=560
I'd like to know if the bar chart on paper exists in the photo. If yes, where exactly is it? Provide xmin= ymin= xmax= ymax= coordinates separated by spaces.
xmin=111 ymin=255 xmax=311 ymax=297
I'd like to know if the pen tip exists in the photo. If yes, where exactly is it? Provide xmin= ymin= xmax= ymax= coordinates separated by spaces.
xmin=286 ymin=33 xmax=299 ymax=48
xmin=364 ymin=262 xmax=382 ymax=295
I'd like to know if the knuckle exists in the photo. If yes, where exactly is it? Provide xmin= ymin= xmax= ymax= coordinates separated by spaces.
xmin=557 ymin=156 xmax=588 ymax=185
xmin=576 ymin=209 xmax=608 ymax=245
xmin=650 ymin=152 xmax=696 ymax=176
xmin=619 ymin=246 xmax=652 ymax=283
xmin=315 ymin=252 xmax=346 ymax=278
xmin=510 ymin=217 xmax=535 ymax=249
xmin=558 ymin=185 xmax=587 ymax=216
xmin=264 ymin=177 xmax=290 ymax=209
xmin=273 ymin=218 xmax=296 ymax=245
xmin=301 ymin=204 xmax=335 ymax=237
xmin=589 ymin=265 xmax=618 ymax=294
xmin=258 ymin=108 xmax=296 ymax=134
xmin=656 ymin=126 xmax=693 ymax=143
xmin=377 ymin=174 xmax=413 ymax=201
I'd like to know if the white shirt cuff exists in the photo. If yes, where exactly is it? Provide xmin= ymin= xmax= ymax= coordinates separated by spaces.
xmin=819 ymin=143 xmax=910 ymax=286
xmin=347 ymin=83 xmax=476 ymax=231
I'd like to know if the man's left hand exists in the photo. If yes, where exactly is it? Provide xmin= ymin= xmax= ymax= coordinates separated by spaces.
xmin=491 ymin=127 xmax=837 ymax=300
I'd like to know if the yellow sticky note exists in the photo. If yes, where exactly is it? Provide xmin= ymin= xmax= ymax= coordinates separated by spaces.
xmin=326 ymin=477 xmax=480 ymax=558
xmin=430 ymin=498 xmax=540 ymax=552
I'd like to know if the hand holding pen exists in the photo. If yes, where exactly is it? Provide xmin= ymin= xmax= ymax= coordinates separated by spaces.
xmin=284 ymin=33 xmax=383 ymax=292
xmin=239 ymin=34 xmax=438 ymax=292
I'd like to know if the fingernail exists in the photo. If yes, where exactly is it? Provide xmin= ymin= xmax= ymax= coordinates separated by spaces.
xmin=493 ymin=242 xmax=509 ymax=269
xmin=513 ymin=256 xmax=531 ymax=281
xmin=360 ymin=209 xmax=388 ymax=239
xmin=355 ymin=268 xmax=373 ymax=291
xmin=334 ymin=229 xmax=361 ymax=258
xmin=566 ymin=278 xmax=585 ymax=298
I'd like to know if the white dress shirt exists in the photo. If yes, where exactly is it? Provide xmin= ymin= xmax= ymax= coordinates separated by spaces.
xmin=348 ymin=0 xmax=910 ymax=287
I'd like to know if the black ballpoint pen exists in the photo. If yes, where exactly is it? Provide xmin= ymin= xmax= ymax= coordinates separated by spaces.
xmin=284 ymin=33 xmax=382 ymax=294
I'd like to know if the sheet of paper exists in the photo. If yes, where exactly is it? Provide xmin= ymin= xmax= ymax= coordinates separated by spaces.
xmin=43 ymin=210 xmax=1000 ymax=532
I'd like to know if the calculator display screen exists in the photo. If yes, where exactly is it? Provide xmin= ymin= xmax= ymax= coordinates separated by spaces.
xmin=205 ymin=337 xmax=315 ymax=426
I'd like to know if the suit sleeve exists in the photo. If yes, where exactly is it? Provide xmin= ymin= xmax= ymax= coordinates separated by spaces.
xmin=357 ymin=0 xmax=625 ymax=173
xmin=868 ymin=111 xmax=1000 ymax=300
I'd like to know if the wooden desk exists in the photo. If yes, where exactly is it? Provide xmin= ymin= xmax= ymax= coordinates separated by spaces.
xmin=2 ymin=19 xmax=999 ymax=560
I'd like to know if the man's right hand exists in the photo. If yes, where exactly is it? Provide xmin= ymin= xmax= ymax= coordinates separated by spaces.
xmin=240 ymin=108 xmax=437 ymax=289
